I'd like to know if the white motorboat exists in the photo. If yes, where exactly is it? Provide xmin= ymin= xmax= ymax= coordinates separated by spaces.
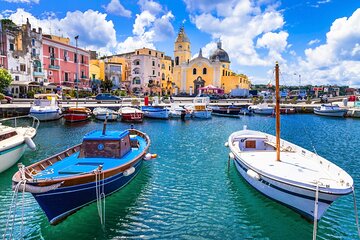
xmin=314 ymin=104 xmax=347 ymax=117
xmin=185 ymin=97 xmax=212 ymax=119
xmin=248 ymin=104 xmax=274 ymax=115
xmin=168 ymin=106 xmax=192 ymax=119
xmin=226 ymin=62 xmax=353 ymax=221
xmin=93 ymin=107 xmax=119 ymax=121
xmin=29 ymin=94 xmax=62 ymax=121
xmin=118 ymin=107 xmax=144 ymax=122
xmin=0 ymin=115 xmax=39 ymax=173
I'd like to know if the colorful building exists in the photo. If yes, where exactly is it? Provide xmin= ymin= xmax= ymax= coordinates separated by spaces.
xmin=1 ymin=19 xmax=45 ymax=97
xmin=42 ymin=34 xmax=90 ymax=90
xmin=173 ymin=27 xmax=250 ymax=95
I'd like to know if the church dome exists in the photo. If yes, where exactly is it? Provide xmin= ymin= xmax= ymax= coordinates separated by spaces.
xmin=176 ymin=27 xmax=190 ymax=43
xmin=210 ymin=41 xmax=230 ymax=63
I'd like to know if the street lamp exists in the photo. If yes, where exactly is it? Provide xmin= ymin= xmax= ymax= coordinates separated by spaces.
xmin=75 ymin=35 xmax=79 ymax=107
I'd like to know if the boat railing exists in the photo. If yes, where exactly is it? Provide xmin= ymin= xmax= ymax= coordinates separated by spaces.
xmin=0 ymin=115 xmax=40 ymax=131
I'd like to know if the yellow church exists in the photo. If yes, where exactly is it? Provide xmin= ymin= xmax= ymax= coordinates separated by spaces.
xmin=173 ymin=27 xmax=250 ymax=95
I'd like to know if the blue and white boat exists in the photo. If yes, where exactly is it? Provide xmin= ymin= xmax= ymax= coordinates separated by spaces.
xmin=29 ymin=94 xmax=62 ymax=121
xmin=141 ymin=106 xmax=169 ymax=119
xmin=12 ymin=126 xmax=152 ymax=225
xmin=0 ymin=116 xmax=38 ymax=173
xmin=314 ymin=104 xmax=347 ymax=117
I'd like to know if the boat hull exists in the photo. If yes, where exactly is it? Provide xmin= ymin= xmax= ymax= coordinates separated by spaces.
xmin=94 ymin=113 xmax=119 ymax=121
xmin=121 ymin=113 xmax=144 ymax=122
xmin=30 ymin=110 xmax=62 ymax=121
xmin=0 ymin=144 xmax=26 ymax=173
xmin=233 ymin=157 xmax=340 ymax=220
xmin=253 ymin=108 xmax=274 ymax=115
xmin=314 ymin=109 xmax=346 ymax=117
xmin=142 ymin=108 xmax=169 ymax=119
xmin=192 ymin=110 xmax=212 ymax=119
xmin=32 ymin=159 xmax=143 ymax=225
xmin=212 ymin=108 xmax=242 ymax=118
xmin=63 ymin=114 xmax=90 ymax=122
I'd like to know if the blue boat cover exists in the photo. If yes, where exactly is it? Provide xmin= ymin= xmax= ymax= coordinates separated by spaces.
xmin=83 ymin=130 xmax=129 ymax=141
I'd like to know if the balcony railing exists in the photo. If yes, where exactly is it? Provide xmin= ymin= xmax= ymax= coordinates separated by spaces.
xmin=33 ymin=71 xmax=45 ymax=77
xmin=80 ymin=75 xmax=87 ymax=79
xmin=49 ymin=65 xmax=60 ymax=70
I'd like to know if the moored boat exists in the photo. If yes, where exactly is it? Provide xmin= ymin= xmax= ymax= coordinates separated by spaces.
xmin=226 ymin=62 xmax=353 ymax=221
xmin=185 ymin=97 xmax=212 ymax=119
xmin=29 ymin=94 xmax=62 ymax=121
xmin=314 ymin=104 xmax=347 ymax=117
xmin=248 ymin=104 xmax=274 ymax=115
xmin=0 ymin=115 xmax=39 ymax=173
xmin=118 ymin=107 xmax=144 ymax=123
xmin=141 ymin=106 xmax=169 ymax=119
xmin=93 ymin=107 xmax=119 ymax=121
xmin=63 ymin=107 xmax=92 ymax=122
xmin=12 ymin=127 xmax=152 ymax=225
xmin=280 ymin=107 xmax=296 ymax=114
xmin=168 ymin=106 xmax=192 ymax=119
xmin=211 ymin=105 xmax=251 ymax=117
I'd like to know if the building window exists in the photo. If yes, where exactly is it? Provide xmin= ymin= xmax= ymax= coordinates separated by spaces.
xmin=155 ymin=52 xmax=158 ymax=57
xmin=74 ymin=54 xmax=78 ymax=63
xmin=223 ymin=69 xmax=225 ymax=76
xmin=9 ymin=43 xmax=14 ymax=51
xmin=32 ymin=48 xmax=36 ymax=57
xmin=20 ymin=64 xmax=26 ymax=72
xmin=81 ymin=70 xmax=85 ymax=78
xmin=193 ymin=68 xmax=197 ymax=75
xmin=152 ymin=70 xmax=155 ymax=75
xmin=161 ymin=64 xmax=165 ymax=69
xmin=92 ymin=74 xmax=96 ymax=80
xmin=137 ymin=51 xmax=139 ymax=55
xmin=81 ymin=55 xmax=84 ymax=64
xmin=133 ymin=68 xmax=140 ymax=74
xmin=161 ymin=53 xmax=163 ymax=57
xmin=158 ymin=72 xmax=160 ymax=76
xmin=133 ymin=77 xmax=141 ymax=84
xmin=134 ymin=60 xmax=140 ymax=65
xmin=162 ymin=73 xmax=165 ymax=80
xmin=15 ymin=76 xmax=19 ymax=81
xmin=203 ymin=68 xmax=207 ymax=75
xmin=152 ymin=61 xmax=155 ymax=66
xmin=175 ymin=57 xmax=179 ymax=65
xmin=158 ymin=64 xmax=160 ymax=67
xmin=169 ymin=66 xmax=171 ymax=71
xmin=149 ymin=50 xmax=151 ymax=55
xmin=64 ymin=50 xmax=68 ymax=61
xmin=64 ymin=72 xmax=69 ymax=81
xmin=31 ymin=38 xmax=35 ymax=46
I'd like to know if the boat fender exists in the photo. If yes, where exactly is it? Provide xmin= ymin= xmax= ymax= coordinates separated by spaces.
xmin=13 ymin=181 xmax=64 ymax=193
xmin=151 ymin=154 xmax=157 ymax=159
xmin=144 ymin=153 xmax=152 ymax=160
xmin=229 ymin=152 xmax=235 ymax=160
xmin=24 ymin=136 xmax=36 ymax=151
xmin=123 ymin=167 xmax=135 ymax=176
xmin=224 ymin=142 xmax=229 ymax=147
xmin=247 ymin=169 xmax=260 ymax=180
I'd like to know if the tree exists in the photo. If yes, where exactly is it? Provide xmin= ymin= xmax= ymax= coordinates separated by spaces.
xmin=0 ymin=68 xmax=12 ymax=93
xmin=101 ymin=76 xmax=113 ymax=92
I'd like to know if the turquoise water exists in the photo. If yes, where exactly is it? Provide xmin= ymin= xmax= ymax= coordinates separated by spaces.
xmin=0 ymin=115 xmax=359 ymax=239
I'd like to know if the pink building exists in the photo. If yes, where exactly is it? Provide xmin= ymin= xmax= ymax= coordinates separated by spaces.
xmin=42 ymin=35 xmax=90 ymax=90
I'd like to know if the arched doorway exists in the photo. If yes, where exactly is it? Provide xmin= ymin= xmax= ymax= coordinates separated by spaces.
xmin=193 ymin=76 xmax=205 ymax=95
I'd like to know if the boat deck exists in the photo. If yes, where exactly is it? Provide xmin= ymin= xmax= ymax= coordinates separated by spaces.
xmin=239 ymin=149 xmax=348 ymax=189
xmin=33 ymin=135 xmax=146 ymax=180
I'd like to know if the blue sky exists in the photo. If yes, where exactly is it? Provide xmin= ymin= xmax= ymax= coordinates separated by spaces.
xmin=1 ymin=0 xmax=360 ymax=87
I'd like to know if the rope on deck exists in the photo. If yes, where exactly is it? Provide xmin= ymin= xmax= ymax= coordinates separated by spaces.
xmin=312 ymin=183 xmax=319 ymax=240
xmin=95 ymin=166 xmax=106 ymax=227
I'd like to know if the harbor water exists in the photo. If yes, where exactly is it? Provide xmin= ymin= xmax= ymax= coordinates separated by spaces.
xmin=0 ymin=114 xmax=359 ymax=239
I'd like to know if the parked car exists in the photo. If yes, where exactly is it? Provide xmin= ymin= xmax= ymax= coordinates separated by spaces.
xmin=95 ymin=93 xmax=121 ymax=103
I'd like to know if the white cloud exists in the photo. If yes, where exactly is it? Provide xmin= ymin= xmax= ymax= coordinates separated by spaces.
xmin=138 ymin=0 xmax=163 ymax=15
xmin=187 ymin=0 xmax=288 ymax=67
xmin=103 ymin=0 xmax=131 ymax=18
xmin=133 ymin=11 xmax=156 ymax=36
xmin=6 ymin=8 xmax=117 ymax=50
xmin=3 ymin=0 xmax=39 ymax=3
xmin=308 ymin=39 xmax=320 ymax=45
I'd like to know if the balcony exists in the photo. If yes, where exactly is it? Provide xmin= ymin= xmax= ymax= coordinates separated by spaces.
xmin=80 ymin=75 xmax=87 ymax=79
xmin=33 ymin=71 xmax=45 ymax=77
xmin=49 ymin=65 xmax=60 ymax=70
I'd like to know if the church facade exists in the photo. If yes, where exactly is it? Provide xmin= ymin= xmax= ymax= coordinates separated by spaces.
xmin=173 ymin=27 xmax=250 ymax=95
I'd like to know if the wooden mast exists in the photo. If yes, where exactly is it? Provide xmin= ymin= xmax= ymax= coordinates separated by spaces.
xmin=275 ymin=62 xmax=281 ymax=161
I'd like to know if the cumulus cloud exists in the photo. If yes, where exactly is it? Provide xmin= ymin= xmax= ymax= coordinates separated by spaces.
xmin=5 ymin=8 xmax=117 ymax=50
xmin=116 ymin=1 xmax=174 ymax=52
xmin=3 ymin=0 xmax=39 ymax=3
xmin=187 ymin=0 xmax=288 ymax=67
xmin=103 ymin=0 xmax=131 ymax=18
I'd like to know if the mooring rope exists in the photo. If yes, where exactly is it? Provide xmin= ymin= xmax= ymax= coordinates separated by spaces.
xmin=313 ymin=182 xmax=320 ymax=240
xmin=352 ymin=186 xmax=360 ymax=238
xmin=95 ymin=167 xmax=106 ymax=226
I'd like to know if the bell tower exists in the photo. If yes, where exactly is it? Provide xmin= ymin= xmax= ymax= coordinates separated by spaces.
xmin=174 ymin=26 xmax=191 ymax=66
